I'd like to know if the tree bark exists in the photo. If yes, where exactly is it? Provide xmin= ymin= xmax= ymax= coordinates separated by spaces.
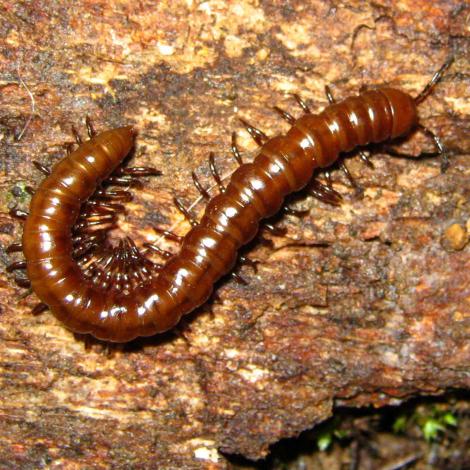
xmin=0 ymin=0 xmax=469 ymax=466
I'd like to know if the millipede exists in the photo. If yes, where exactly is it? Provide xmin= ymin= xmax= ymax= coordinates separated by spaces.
xmin=6 ymin=57 xmax=454 ymax=342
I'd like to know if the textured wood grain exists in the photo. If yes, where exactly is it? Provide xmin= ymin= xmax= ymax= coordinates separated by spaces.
xmin=0 ymin=0 xmax=469 ymax=466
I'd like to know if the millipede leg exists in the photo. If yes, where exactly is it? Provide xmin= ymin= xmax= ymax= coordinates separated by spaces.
xmin=63 ymin=142 xmax=75 ymax=155
xmin=74 ymin=214 xmax=117 ymax=232
xmin=84 ymin=262 xmax=102 ymax=284
xmin=324 ymin=171 xmax=333 ymax=191
xmin=381 ymin=145 xmax=441 ymax=160
xmin=283 ymin=206 xmax=309 ymax=217
xmin=126 ymin=237 xmax=157 ymax=284
xmin=152 ymin=226 xmax=183 ymax=243
xmin=106 ymin=175 xmax=143 ymax=187
xmin=79 ymin=205 xmax=118 ymax=218
xmin=358 ymin=151 xmax=374 ymax=168
xmin=143 ymin=243 xmax=174 ymax=259
xmin=257 ymin=235 xmax=274 ymax=249
xmin=239 ymin=255 xmax=258 ymax=274
xmin=292 ymin=94 xmax=311 ymax=114
xmin=116 ymin=167 xmax=161 ymax=177
xmin=172 ymin=322 xmax=192 ymax=345
xmin=141 ymin=258 xmax=163 ymax=272
xmin=231 ymin=132 xmax=243 ymax=166
xmin=264 ymin=223 xmax=287 ymax=237
xmin=32 ymin=302 xmax=48 ymax=315
xmin=6 ymin=261 xmax=27 ymax=272
xmin=239 ymin=118 xmax=268 ymax=146
xmin=32 ymin=161 xmax=51 ymax=176
xmin=73 ymin=229 xmax=107 ymax=247
xmin=173 ymin=196 xmax=198 ymax=227
xmin=191 ymin=171 xmax=210 ymax=200
xmin=86 ymin=200 xmax=126 ymax=212
xmin=382 ymin=124 xmax=449 ymax=173
xmin=87 ymin=253 xmax=111 ymax=289
xmin=71 ymin=125 xmax=82 ymax=144
xmin=112 ymin=242 xmax=130 ymax=292
xmin=339 ymin=162 xmax=363 ymax=196
xmin=7 ymin=242 xmax=23 ymax=253
xmin=85 ymin=116 xmax=96 ymax=138
xmin=418 ymin=124 xmax=449 ymax=173
xmin=102 ymin=166 xmax=160 ymax=197
xmin=77 ymin=253 xmax=94 ymax=268
xmin=82 ymin=201 xmax=125 ymax=216
xmin=414 ymin=56 xmax=454 ymax=105
xmin=231 ymin=272 xmax=248 ymax=285
xmin=309 ymin=179 xmax=343 ymax=206
xmin=316 ymin=177 xmax=342 ymax=199
xmin=74 ymin=239 xmax=103 ymax=259
xmin=382 ymin=146 xmax=439 ymax=160
xmin=381 ymin=144 xmax=414 ymax=160
xmin=9 ymin=208 xmax=28 ymax=220
xmin=104 ymin=248 xmax=123 ymax=290
xmin=95 ymin=189 xmax=133 ymax=202
xmin=273 ymin=106 xmax=296 ymax=124
xmin=15 ymin=277 xmax=31 ymax=288
xmin=324 ymin=85 xmax=335 ymax=105
xmin=209 ymin=152 xmax=225 ymax=193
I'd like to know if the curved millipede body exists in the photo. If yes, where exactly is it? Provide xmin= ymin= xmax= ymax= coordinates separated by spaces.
xmin=12 ymin=60 xmax=452 ymax=342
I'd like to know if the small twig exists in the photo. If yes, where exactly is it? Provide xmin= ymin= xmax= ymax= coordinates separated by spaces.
xmin=16 ymin=65 xmax=35 ymax=141
xmin=379 ymin=452 xmax=422 ymax=470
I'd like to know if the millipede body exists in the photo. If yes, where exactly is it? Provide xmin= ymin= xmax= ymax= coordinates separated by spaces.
xmin=16 ymin=72 xmax=450 ymax=341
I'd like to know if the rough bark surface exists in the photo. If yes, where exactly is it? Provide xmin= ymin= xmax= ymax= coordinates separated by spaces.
xmin=0 ymin=0 xmax=469 ymax=467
